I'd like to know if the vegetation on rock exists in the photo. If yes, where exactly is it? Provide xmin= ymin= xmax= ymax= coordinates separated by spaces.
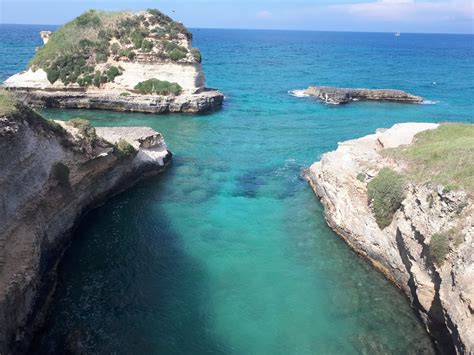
xmin=28 ymin=9 xmax=199 ymax=88
xmin=385 ymin=124 xmax=474 ymax=194
xmin=134 ymin=79 xmax=182 ymax=95
xmin=67 ymin=118 xmax=97 ymax=140
xmin=429 ymin=233 xmax=450 ymax=265
xmin=367 ymin=168 xmax=406 ymax=229
xmin=115 ymin=138 xmax=137 ymax=157
xmin=0 ymin=91 xmax=17 ymax=116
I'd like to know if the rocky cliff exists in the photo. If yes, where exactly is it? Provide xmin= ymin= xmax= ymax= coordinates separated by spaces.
xmin=3 ymin=9 xmax=223 ymax=113
xmin=0 ymin=92 xmax=171 ymax=354
xmin=307 ymin=123 xmax=473 ymax=354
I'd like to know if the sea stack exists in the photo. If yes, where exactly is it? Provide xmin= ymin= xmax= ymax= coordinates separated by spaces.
xmin=306 ymin=123 xmax=473 ymax=353
xmin=3 ymin=9 xmax=223 ymax=114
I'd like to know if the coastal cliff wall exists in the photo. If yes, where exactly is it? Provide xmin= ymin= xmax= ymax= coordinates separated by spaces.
xmin=0 ymin=95 xmax=171 ymax=354
xmin=307 ymin=123 xmax=473 ymax=354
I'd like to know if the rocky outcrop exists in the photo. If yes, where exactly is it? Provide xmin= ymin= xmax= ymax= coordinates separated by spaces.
xmin=0 ymin=96 xmax=171 ymax=354
xmin=306 ymin=123 xmax=473 ymax=354
xmin=8 ymin=88 xmax=223 ymax=114
xmin=3 ymin=10 xmax=224 ymax=114
xmin=301 ymin=86 xmax=423 ymax=104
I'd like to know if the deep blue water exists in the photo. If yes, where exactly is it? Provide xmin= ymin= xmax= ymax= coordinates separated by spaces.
xmin=1 ymin=24 xmax=473 ymax=354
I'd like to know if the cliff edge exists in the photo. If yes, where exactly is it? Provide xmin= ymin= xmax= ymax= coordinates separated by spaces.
xmin=3 ymin=9 xmax=223 ymax=113
xmin=0 ymin=91 xmax=171 ymax=353
xmin=307 ymin=123 xmax=473 ymax=354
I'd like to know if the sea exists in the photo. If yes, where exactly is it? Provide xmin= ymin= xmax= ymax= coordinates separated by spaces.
xmin=1 ymin=24 xmax=473 ymax=354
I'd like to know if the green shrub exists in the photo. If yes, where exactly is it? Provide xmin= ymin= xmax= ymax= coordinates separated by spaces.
xmin=168 ymin=48 xmax=187 ymax=61
xmin=119 ymin=49 xmax=135 ymax=60
xmin=429 ymin=233 xmax=450 ymax=265
xmin=110 ymin=42 xmax=120 ymax=55
xmin=141 ymin=39 xmax=153 ymax=52
xmin=75 ymin=10 xmax=101 ymax=27
xmin=367 ymin=168 xmax=406 ymax=229
xmin=106 ymin=66 xmax=121 ymax=81
xmin=120 ymin=92 xmax=131 ymax=96
xmin=46 ymin=68 xmax=60 ymax=84
xmin=134 ymin=78 xmax=182 ymax=96
xmin=115 ymin=138 xmax=137 ymax=157
xmin=95 ymin=52 xmax=107 ymax=63
xmin=67 ymin=118 xmax=97 ymax=140
xmin=51 ymin=162 xmax=70 ymax=186
xmin=93 ymin=70 xmax=101 ymax=87
xmin=130 ymin=30 xmax=145 ymax=49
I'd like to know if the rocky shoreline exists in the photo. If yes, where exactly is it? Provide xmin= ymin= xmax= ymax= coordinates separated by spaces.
xmin=0 ymin=95 xmax=172 ymax=353
xmin=5 ymin=87 xmax=224 ymax=114
xmin=306 ymin=123 xmax=473 ymax=354
xmin=301 ymin=86 xmax=423 ymax=104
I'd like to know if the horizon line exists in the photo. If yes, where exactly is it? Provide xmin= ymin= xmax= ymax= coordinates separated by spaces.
xmin=0 ymin=23 xmax=473 ymax=36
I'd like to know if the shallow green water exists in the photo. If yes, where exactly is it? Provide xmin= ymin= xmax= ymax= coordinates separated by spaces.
xmin=30 ymin=29 xmax=474 ymax=353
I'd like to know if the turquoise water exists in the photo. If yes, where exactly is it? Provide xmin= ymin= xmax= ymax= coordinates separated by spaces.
xmin=2 ymin=25 xmax=474 ymax=354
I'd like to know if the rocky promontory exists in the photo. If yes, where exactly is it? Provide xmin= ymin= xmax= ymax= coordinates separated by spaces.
xmin=2 ymin=9 xmax=223 ymax=114
xmin=298 ymin=86 xmax=423 ymax=104
xmin=306 ymin=123 xmax=473 ymax=353
xmin=0 ymin=91 xmax=171 ymax=353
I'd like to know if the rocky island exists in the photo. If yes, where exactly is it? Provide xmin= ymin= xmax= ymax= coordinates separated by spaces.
xmin=306 ymin=122 xmax=473 ymax=353
xmin=0 ymin=91 xmax=171 ymax=353
xmin=3 ymin=9 xmax=223 ymax=113
xmin=297 ymin=86 xmax=423 ymax=104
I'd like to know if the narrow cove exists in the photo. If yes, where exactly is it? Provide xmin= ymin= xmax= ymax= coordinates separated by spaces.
xmin=29 ymin=29 xmax=474 ymax=354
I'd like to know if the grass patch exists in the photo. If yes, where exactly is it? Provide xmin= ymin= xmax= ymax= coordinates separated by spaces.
xmin=134 ymin=79 xmax=182 ymax=96
xmin=385 ymin=123 xmax=474 ymax=194
xmin=367 ymin=168 xmax=406 ymax=229
xmin=0 ymin=91 xmax=18 ymax=116
xmin=429 ymin=233 xmax=450 ymax=265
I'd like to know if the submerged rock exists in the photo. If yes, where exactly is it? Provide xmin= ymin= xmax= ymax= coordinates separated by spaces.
xmin=306 ymin=122 xmax=473 ymax=353
xmin=302 ymin=86 xmax=423 ymax=104
xmin=0 ymin=92 xmax=171 ymax=353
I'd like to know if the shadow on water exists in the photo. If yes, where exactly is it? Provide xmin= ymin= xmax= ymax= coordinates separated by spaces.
xmin=31 ymin=175 xmax=228 ymax=354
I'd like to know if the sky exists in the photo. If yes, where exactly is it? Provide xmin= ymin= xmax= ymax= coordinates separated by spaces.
xmin=0 ymin=0 xmax=473 ymax=34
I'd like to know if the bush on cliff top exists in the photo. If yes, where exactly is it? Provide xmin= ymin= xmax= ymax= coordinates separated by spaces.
xmin=384 ymin=124 xmax=474 ymax=194
xmin=134 ymin=79 xmax=182 ymax=96
xmin=367 ymin=168 xmax=406 ymax=229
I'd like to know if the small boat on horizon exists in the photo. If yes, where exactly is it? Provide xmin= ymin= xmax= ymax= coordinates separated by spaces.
xmin=395 ymin=32 xmax=401 ymax=37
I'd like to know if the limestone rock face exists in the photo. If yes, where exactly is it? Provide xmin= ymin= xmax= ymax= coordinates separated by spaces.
xmin=302 ymin=86 xmax=423 ymax=104
xmin=0 ymin=102 xmax=171 ymax=354
xmin=306 ymin=123 xmax=473 ymax=354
